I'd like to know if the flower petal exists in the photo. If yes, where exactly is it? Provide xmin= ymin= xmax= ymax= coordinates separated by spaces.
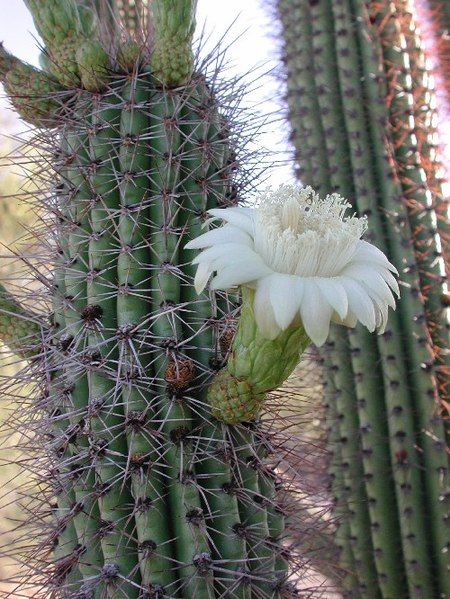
xmin=341 ymin=277 xmax=377 ymax=332
xmin=185 ymin=225 xmax=253 ymax=250
xmin=268 ymin=274 xmax=303 ymax=330
xmin=207 ymin=207 xmax=255 ymax=236
xmin=299 ymin=280 xmax=332 ymax=346
xmin=370 ymin=291 xmax=390 ymax=333
xmin=194 ymin=261 xmax=213 ymax=294
xmin=210 ymin=259 xmax=273 ymax=291
xmin=192 ymin=243 xmax=258 ymax=266
xmin=254 ymin=277 xmax=281 ymax=340
xmin=314 ymin=277 xmax=348 ymax=319
xmin=340 ymin=263 xmax=398 ymax=306
xmin=351 ymin=240 xmax=398 ymax=273
xmin=209 ymin=249 xmax=268 ymax=274
xmin=377 ymin=268 xmax=400 ymax=298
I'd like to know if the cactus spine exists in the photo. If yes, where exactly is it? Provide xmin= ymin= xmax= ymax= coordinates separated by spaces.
xmin=276 ymin=0 xmax=449 ymax=597
xmin=0 ymin=0 xmax=331 ymax=596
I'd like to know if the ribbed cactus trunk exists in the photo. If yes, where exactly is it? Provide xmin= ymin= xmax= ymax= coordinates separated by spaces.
xmin=0 ymin=1 xmax=330 ymax=597
xmin=276 ymin=0 xmax=449 ymax=597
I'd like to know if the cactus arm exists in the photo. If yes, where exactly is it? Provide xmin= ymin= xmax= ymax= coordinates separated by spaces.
xmin=0 ymin=44 xmax=68 ymax=126
xmin=0 ymin=283 xmax=42 ymax=357
xmin=323 ymin=0 xmax=439 ymax=592
xmin=23 ymin=0 xmax=97 ymax=87
xmin=23 ymin=0 xmax=82 ymax=43
xmin=382 ymin=0 xmax=449 ymax=404
xmin=1 ymin=0 xmax=328 ymax=593
xmin=278 ymin=2 xmax=450 ymax=592
xmin=117 ymin=78 xmax=177 ymax=591
xmin=329 ymin=3 xmax=438 ymax=593
xmin=150 ymin=0 xmax=197 ymax=87
xmin=400 ymin=1 xmax=450 ymax=283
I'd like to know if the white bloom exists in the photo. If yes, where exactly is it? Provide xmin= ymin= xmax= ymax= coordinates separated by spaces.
xmin=185 ymin=185 xmax=399 ymax=346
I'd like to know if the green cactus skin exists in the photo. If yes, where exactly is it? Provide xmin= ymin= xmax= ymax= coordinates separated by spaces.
xmin=0 ymin=1 xmax=326 ymax=596
xmin=354 ymin=6 xmax=449 ymax=597
xmin=23 ymin=0 xmax=87 ymax=87
xmin=371 ymin=0 xmax=450 ymax=390
xmin=51 ymin=244 xmax=84 ymax=595
xmin=323 ymin=365 xmax=360 ymax=594
xmin=0 ymin=44 xmax=68 ymax=126
xmin=61 ymin=117 xmax=107 ymax=588
xmin=76 ymin=40 xmax=111 ymax=92
xmin=400 ymin=1 xmax=450 ymax=283
xmin=0 ymin=284 xmax=41 ymax=356
xmin=150 ymin=0 xmax=197 ymax=87
xmin=328 ymin=332 xmax=379 ymax=598
xmin=208 ymin=288 xmax=310 ymax=425
xmin=117 ymin=79 xmax=177 ymax=592
xmin=276 ymin=0 xmax=449 ymax=596
xmin=177 ymin=87 xmax=258 ymax=596
xmin=329 ymin=2 xmax=438 ymax=595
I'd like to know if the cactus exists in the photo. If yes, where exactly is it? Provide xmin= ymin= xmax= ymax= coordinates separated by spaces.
xmin=276 ymin=0 xmax=449 ymax=597
xmin=0 ymin=1 xmax=340 ymax=596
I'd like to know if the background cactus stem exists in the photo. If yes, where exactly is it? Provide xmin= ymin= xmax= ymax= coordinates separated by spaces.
xmin=275 ymin=0 xmax=449 ymax=595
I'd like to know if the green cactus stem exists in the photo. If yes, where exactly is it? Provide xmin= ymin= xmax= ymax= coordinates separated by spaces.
xmin=276 ymin=0 xmax=450 ymax=596
xmin=23 ymin=0 xmax=90 ymax=87
xmin=0 ymin=283 xmax=42 ymax=356
xmin=373 ymin=0 xmax=449 ymax=409
xmin=0 ymin=1 xmax=329 ymax=596
xmin=150 ymin=0 xmax=197 ymax=87
xmin=60 ymin=119 xmax=106 ymax=586
xmin=117 ymin=77 xmax=177 ymax=592
xmin=0 ymin=44 xmax=68 ymax=126
xmin=50 ymin=246 xmax=84 ymax=594
xmin=76 ymin=40 xmax=111 ymax=92
xmin=177 ymin=85 xmax=256 ymax=596
xmin=399 ymin=1 xmax=450 ymax=284
xmin=322 ymin=362 xmax=359 ymax=594
xmin=231 ymin=426 xmax=277 ymax=595
xmin=86 ymin=90 xmax=142 ymax=596
xmin=207 ymin=288 xmax=310 ymax=425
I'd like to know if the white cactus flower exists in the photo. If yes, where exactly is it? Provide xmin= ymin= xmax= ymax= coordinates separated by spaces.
xmin=185 ymin=185 xmax=399 ymax=346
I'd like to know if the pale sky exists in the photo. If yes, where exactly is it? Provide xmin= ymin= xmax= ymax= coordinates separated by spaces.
xmin=0 ymin=0 xmax=294 ymax=188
